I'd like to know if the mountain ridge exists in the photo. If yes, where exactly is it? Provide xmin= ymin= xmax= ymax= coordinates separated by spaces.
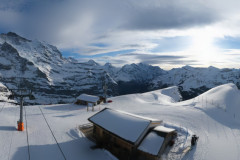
xmin=1 ymin=32 xmax=240 ymax=104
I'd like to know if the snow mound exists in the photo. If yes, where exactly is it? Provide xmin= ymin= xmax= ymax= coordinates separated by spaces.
xmin=181 ymin=83 xmax=240 ymax=121
xmin=138 ymin=86 xmax=182 ymax=103
xmin=112 ymin=86 xmax=182 ymax=104
xmin=201 ymin=83 xmax=240 ymax=115
xmin=160 ymin=86 xmax=182 ymax=102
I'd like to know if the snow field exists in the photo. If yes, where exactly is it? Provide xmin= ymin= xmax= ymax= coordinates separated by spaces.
xmin=0 ymin=83 xmax=240 ymax=160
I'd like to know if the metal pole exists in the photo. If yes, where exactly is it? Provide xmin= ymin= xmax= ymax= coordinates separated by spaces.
xmin=20 ymin=96 xmax=23 ymax=123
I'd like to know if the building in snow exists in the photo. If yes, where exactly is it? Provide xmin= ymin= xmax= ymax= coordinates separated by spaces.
xmin=75 ymin=94 xmax=100 ymax=106
xmin=137 ymin=126 xmax=176 ymax=160
xmin=88 ymin=108 xmax=176 ymax=160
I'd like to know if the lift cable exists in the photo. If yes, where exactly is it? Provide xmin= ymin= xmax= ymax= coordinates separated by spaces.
xmin=38 ymin=106 xmax=67 ymax=160
xmin=24 ymin=105 xmax=31 ymax=160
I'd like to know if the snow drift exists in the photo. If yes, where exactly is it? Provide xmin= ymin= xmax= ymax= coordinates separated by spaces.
xmin=180 ymin=83 xmax=240 ymax=123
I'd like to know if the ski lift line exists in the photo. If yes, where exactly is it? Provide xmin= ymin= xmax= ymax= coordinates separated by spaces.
xmin=7 ymin=106 xmax=19 ymax=160
xmin=38 ymin=106 xmax=67 ymax=160
xmin=230 ymin=128 xmax=240 ymax=160
xmin=24 ymin=105 xmax=31 ymax=160
xmin=7 ymin=124 xmax=14 ymax=160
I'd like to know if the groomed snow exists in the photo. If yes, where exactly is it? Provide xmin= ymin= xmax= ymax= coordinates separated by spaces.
xmin=0 ymin=83 xmax=240 ymax=160
xmin=89 ymin=108 xmax=151 ymax=143
xmin=138 ymin=131 xmax=164 ymax=156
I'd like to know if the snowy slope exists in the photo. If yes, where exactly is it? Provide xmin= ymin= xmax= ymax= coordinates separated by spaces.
xmin=0 ymin=84 xmax=240 ymax=160
xmin=179 ymin=83 xmax=240 ymax=122
xmin=108 ymin=84 xmax=240 ymax=160
xmin=151 ymin=66 xmax=240 ymax=99
xmin=0 ymin=82 xmax=16 ymax=103
xmin=0 ymin=32 xmax=118 ymax=104
xmin=0 ymin=82 xmax=9 ymax=101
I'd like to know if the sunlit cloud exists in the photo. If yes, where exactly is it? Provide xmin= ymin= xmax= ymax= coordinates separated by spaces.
xmin=1 ymin=0 xmax=240 ymax=68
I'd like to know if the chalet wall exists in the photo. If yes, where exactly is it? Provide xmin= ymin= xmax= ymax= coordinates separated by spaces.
xmin=158 ymin=132 xmax=176 ymax=156
xmin=93 ymin=125 xmax=135 ymax=160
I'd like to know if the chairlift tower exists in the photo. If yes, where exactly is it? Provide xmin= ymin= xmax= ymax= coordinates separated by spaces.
xmin=103 ymin=84 xmax=108 ymax=103
xmin=102 ymin=71 xmax=108 ymax=103
xmin=8 ymin=89 xmax=35 ymax=131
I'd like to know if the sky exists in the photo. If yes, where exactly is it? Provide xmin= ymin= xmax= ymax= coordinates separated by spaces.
xmin=1 ymin=0 xmax=240 ymax=69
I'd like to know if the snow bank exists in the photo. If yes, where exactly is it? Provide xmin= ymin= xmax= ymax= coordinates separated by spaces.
xmin=112 ymin=86 xmax=182 ymax=105
xmin=202 ymin=83 xmax=240 ymax=120
xmin=181 ymin=83 xmax=240 ymax=122
xmin=140 ymin=86 xmax=181 ymax=103
xmin=160 ymin=86 xmax=182 ymax=102
xmin=154 ymin=126 xmax=175 ymax=133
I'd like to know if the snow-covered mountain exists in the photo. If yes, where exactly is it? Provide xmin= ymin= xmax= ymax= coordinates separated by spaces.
xmin=0 ymin=82 xmax=12 ymax=102
xmin=104 ymin=63 xmax=166 ymax=82
xmin=0 ymin=32 xmax=168 ymax=104
xmin=0 ymin=32 xmax=118 ymax=104
xmin=1 ymin=32 xmax=240 ymax=104
xmin=103 ymin=62 xmax=167 ymax=95
xmin=151 ymin=65 xmax=240 ymax=99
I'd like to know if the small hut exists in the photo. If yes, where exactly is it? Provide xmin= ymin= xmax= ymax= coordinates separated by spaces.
xmin=75 ymin=94 xmax=99 ymax=106
xmin=137 ymin=126 xmax=177 ymax=160
xmin=88 ymin=108 xmax=163 ymax=160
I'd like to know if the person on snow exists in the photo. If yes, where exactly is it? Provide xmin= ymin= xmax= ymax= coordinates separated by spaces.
xmin=191 ymin=135 xmax=199 ymax=146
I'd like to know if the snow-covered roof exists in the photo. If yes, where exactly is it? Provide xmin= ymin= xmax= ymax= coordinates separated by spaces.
xmin=138 ymin=132 xmax=164 ymax=156
xmin=77 ymin=94 xmax=99 ymax=103
xmin=113 ymin=109 xmax=159 ymax=121
xmin=154 ymin=126 xmax=175 ymax=133
xmin=89 ymin=108 xmax=161 ymax=143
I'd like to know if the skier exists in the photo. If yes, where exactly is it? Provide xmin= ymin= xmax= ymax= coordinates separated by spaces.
xmin=191 ymin=135 xmax=199 ymax=146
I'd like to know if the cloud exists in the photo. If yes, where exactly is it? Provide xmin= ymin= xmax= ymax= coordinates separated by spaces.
xmin=0 ymin=0 xmax=227 ymax=46
xmin=215 ymin=36 xmax=240 ymax=49
xmin=1 ymin=0 xmax=240 ymax=69
xmin=85 ymin=51 xmax=198 ymax=69
xmin=122 ymin=0 xmax=220 ymax=30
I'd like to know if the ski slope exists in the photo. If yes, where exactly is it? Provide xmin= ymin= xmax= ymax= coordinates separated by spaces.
xmin=0 ymin=83 xmax=240 ymax=160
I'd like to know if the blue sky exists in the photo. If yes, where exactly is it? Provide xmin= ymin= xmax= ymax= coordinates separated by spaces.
xmin=1 ymin=0 xmax=240 ymax=69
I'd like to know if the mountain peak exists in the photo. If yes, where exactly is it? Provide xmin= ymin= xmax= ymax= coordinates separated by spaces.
xmin=104 ymin=62 xmax=113 ymax=67
xmin=1 ymin=32 xmax=31 ymax=42
xmin=7 ymin=32 xmax=19 ymax=37
xmin=182 ymin=65 xmax=194 ymax=70
xmin=87 ymin=59 xmax=99 ymax=66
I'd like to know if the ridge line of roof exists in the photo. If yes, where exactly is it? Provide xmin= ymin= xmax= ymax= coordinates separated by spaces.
xmin=104 ymin=108 xmax=160 ymax=122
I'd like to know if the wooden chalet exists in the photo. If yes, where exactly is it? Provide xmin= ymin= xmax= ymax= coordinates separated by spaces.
xmin=75 ymin=94 xmax=99 ymax=106
xmin=88 ymin=108 xmax=176 ymax=160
